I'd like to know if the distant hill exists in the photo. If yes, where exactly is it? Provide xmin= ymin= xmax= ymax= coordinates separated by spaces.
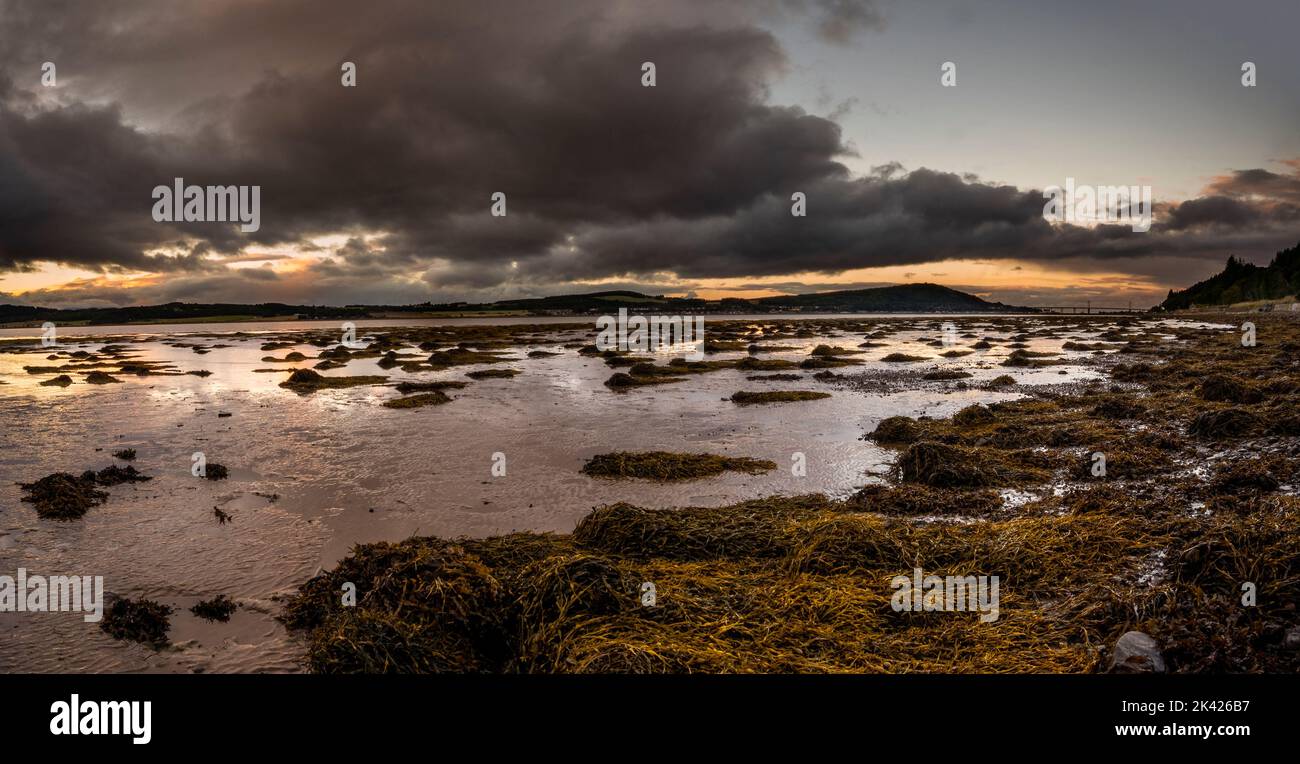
xmin=0 ymin=283 xmax=1022 ymax=326
xmin=753 ymin=283 xmax=1012 ymax=312
xmin=436 ymin=290 xmax=708 ymax=313
xmin=1160 ymin=241 xmax=1300 ymax=310
xmin=432 ymin=283 xmax=1019 ymax=314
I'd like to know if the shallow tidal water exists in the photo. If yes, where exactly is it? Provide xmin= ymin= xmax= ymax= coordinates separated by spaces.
xmin=0 ymin=314 xmax=1154 ymax=672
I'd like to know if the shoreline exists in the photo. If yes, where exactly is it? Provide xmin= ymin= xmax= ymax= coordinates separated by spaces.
xmin=0 ymin=309 xmax=1157 ymax=342
xmin=8 ymin=305 xmax=1285 ymax=336
xmin=1 ymin=307 xmax=1135 ymax=333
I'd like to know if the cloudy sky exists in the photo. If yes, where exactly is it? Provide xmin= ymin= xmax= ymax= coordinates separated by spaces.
xmin=1 ymin=0 xmax=1297 ymax=308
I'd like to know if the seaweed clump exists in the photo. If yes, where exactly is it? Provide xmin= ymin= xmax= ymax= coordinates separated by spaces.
xmin=18 ymin=465 xmax=150 ymax=519
xmin=1001 ymin=349 xmax=1060 ymax=367
xmin=581 ymin=451 xmax=776 ymax=481
xmin=867 ymin=415 xmax=923 ymax=443
xmin=894 ymin=442 xmax=1048 ymax=487
xmin=605 ymin=372 xmax=683 ymax=389
xmin=731 ymin=390 xmax=831 ymax=405
xmin=92 ymin=464 xmax=151 ymax=486
xmin=1198 ymin=375 xmax=1261 ymax=404
xmin=809 ymin=345 xmax=863 ymax=357
xmin=191 ymin=595 xmax=238 ymax=622
xmin=427 ymin=347 xmax=511 ymax=369
xmin=282 ymin=541 xmax=509 ymax=673
xmin=203 ymin=463 xmax=230 ymax=480
xmin=101 ymin=597 xmax=173 ymax=647
xmin=848 ymin=483 xmax=1003 ymax=517
xmin=922 ymin=369 xmax=972 ymax=380
xmin=952 ymin=403 xmax=995 ymax=427
xmin=1188 ymin=408 xmax=1262 ymax=439
xmin=395 ymin=380 xmax=468 ymax=394
xmin=383 ymin=391 xmax=452 ymax=409
xmin=84 ymin=371 xmax=122 ymax=384
xmin=1208 ymin=458 xmax=1281 ymax=494
xmin=19 ymin=473 xmax=108 ymax=519
xmin=466 ymin=368 xmax=521 ymax=379
xmin=279 ymin=368 xmax=388 ymax=394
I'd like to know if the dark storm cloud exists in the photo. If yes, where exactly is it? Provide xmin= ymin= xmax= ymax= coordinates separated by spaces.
xmin=0 ymin=0 xmax=1297 ymax=304
xmin=1162 ymin=196 xmax=1263 ymax=230
xmin=0 ymin=0 xmax=855 ymax=274
xmin=1157 ymin=163 xmax=1300 ymax=232
xmin=0 ymin=96 xmax=185 ymax=271
xmin=537 ymin=169 xmax=1053 ymax=281
xmin=1204 ymin=163 xmax=1300 ymax=204
xmin=523 ymin=165 xmax=1300 ymax=283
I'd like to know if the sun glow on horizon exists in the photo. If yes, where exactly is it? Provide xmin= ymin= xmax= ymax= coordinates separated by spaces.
xmin=4 ymin=251 xmax=1168 ymax=308
xmin=664 ymin=259 xmax=1166 ymax=305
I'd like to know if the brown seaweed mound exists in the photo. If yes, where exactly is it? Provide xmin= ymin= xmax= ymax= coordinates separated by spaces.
xmin=19 ymin=473 xmax=108 ymax=519
xmin=101 ymin=597 xmax=173 ymax=647
xmin=730 ymin=390 xmax=831 ymax=405
xmin=581 ymin=451 xmax=776 ymax=481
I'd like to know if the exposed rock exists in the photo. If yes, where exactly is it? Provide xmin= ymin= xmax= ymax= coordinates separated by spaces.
xmin=1108 ymin=631 xmax=1166 ymax=673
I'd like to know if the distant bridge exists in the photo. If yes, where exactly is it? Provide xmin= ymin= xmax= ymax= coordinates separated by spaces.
xmin=1036 ymin=305 xmax=1147 ymax=315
